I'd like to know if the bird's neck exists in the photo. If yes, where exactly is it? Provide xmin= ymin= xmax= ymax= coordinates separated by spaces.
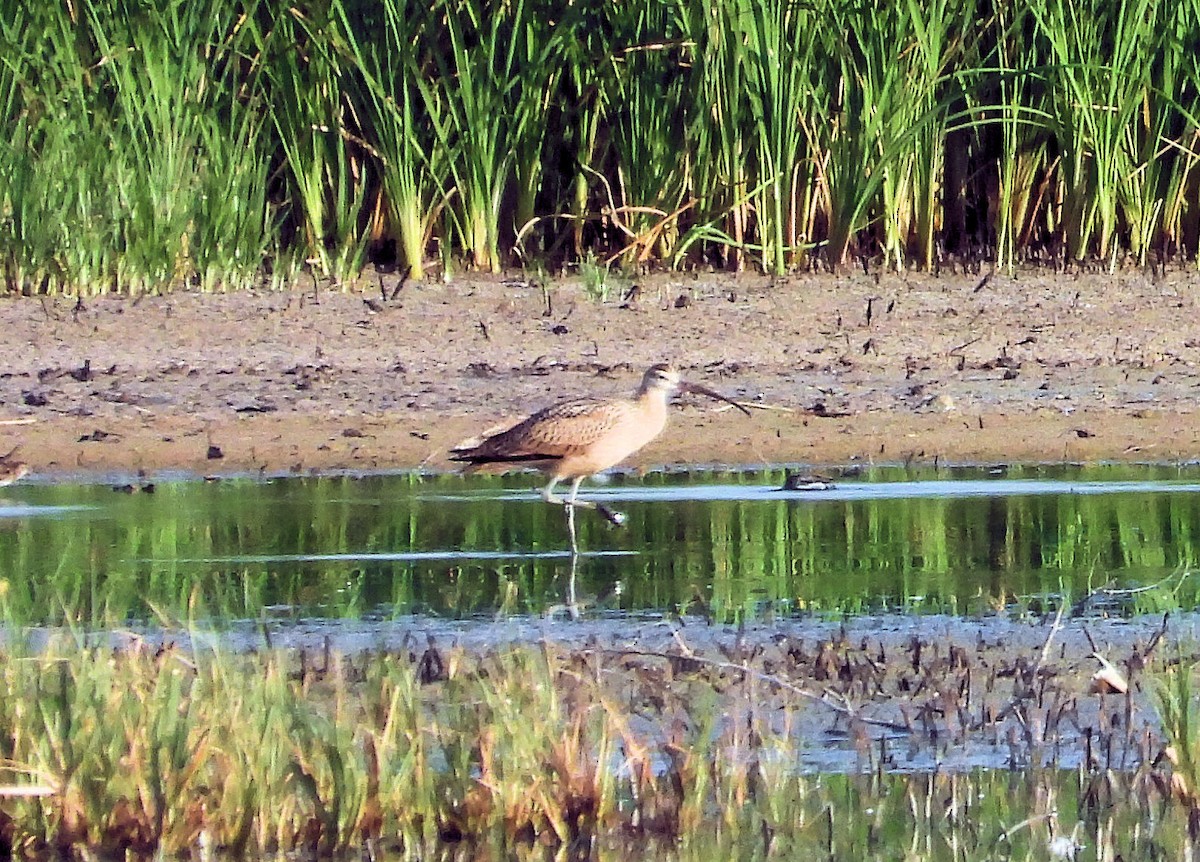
xmin=636 ymin=387 xmax=672 ymax=425
xmin=637 ymin=385 xmax=670 ymax=407
xmin=622 ymin=387 xmax=670 ymax=449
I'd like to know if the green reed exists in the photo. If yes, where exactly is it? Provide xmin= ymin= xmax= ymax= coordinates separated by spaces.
xmin=1032 ymin=0 xmax=1152 ymax=267
xmin=266 ymin=5 xmax=371 ymax=284
xmin=988 ymin=1 xmax=1051 ymax=272
xmin=335 ymin=1 xmax=434 ymax=281
xmin=427 ymin=0 xmax=556 ymax=274
xmin=721 ymin=0 xmax=819 ymax=273
xmin=0 ymin=633 xmax=1195 ymax=859
xmin=0 ymin=0 xmax=279 ymax=294
xmin=605 ymin=4 xmax=692 ymax=267
xmin=3 ymin=0 xmax=1200 ymax=291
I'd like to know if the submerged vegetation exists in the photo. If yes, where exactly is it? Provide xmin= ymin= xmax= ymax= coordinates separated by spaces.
xmin=0 ymin=620 xmax=1198 ymax=859
xmin=1 ymin=0 xmax=1199 ymax=294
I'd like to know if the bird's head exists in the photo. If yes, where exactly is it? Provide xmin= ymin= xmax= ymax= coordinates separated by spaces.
xmin=639 ymin=363 xmax=750 ymax=415
xmin=640 ymin=363 xmax=682 ymax=394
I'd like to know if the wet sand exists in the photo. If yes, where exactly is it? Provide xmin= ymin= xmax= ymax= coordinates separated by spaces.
xmin=0 ymin=269 xmax=1198 ymax=479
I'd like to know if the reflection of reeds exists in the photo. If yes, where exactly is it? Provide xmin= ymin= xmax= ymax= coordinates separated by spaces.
xmin=0 ymin=624 xmax=1194 ymax=857
xmin=5 ymin=467 xmax=1200 ymax=626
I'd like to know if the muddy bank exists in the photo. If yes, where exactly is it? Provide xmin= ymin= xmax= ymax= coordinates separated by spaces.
xmin=1 ymin=269 xmax=1199 ymax=478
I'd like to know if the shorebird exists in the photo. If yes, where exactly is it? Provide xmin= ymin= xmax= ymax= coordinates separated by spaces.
xmin=0 ymin=447 xmax=28 ymax=486
xmin=450 ymin=363 xmax=750 ymax=525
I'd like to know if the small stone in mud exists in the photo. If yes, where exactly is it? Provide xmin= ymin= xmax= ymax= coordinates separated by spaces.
xmin=68 ymin=360 xmax=92 ymax=382
xmin=207 ymin=445 xmax=224 ymax=460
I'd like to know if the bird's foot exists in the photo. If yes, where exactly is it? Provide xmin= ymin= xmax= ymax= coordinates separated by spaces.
xmin=559 ymin=499 xmax=626 ymax=527
xmin=596 ymin=503 xmax=626 ymax=527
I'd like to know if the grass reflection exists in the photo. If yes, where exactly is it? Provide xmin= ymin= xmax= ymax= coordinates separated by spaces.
xmin=1 ymin=464 xmax=1200 ymax=624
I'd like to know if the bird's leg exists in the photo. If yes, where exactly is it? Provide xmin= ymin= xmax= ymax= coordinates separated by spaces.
xmin=568 ymin=475 xmax=627 ymax=527
xmin=543 ymin=475 xmax=594 ymax=509
xmin=540 ymin=475 xmax=562 ymax=505
xmin=565 ymin=475 xmax=586 ymax=507
xmin=547 ymin=476 xmax=586 ymax=543
xmin=542 ymin=475 xmax=625 ymax=527
xmin=542 ymin=476 xmax=590 ymax=508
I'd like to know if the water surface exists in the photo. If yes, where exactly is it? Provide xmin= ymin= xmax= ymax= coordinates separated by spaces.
xmin=2 ymin=463 xmax=1199 ymax=624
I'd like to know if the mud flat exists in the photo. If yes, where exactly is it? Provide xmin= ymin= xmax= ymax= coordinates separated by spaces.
xmin=0 ymin=270 xmax=1198 ymax=478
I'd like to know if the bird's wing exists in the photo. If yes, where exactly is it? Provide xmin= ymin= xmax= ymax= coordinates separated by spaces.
xmin=452 ymin=398 xmax=633 ymax=462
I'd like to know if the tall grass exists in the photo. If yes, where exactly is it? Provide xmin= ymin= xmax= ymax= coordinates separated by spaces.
xmin=334 ymin=0 xmax=450 ymax=281
xmin=426 ymin=0 xmax=557 ymax=274
xmin=2 ymin=0 xmax=1200 ymax=293
xmin=989 ymin=1 xmax=1052 ymax=271
xmin=0 ymin=0 xmax=277 ymax=294
xmin=0 ymin=633 xmax=1193 ymax=858
xmin=605 ymin=4 xmax=692 ymax=267
xmin=698 ymin=0 xmax=820 ymax=273
xmin=265 ymin=5 xmax=371 ymax=282
xmin=1033 ymin=0 xmax=1156 ymax=267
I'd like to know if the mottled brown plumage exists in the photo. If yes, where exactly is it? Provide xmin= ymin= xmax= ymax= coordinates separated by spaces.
xmin=450 ymin=364 xmax=748 ymax=523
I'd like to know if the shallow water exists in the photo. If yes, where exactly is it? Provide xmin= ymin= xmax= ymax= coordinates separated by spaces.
xmin=2 ymin=462 xmax=1200 ymax=624
xmin=3 ymin=466 xmax=1198 ymax=858
xmin=576 ymin=768 xmax=1187 ymax=862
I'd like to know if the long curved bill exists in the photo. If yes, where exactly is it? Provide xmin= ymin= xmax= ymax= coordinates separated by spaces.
xmin=680 ymin=381 xmax=752 ymax=415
